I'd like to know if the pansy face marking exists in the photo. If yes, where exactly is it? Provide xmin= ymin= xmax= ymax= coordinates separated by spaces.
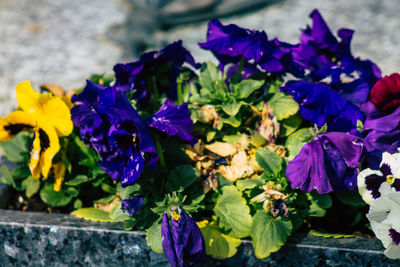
xmin=358 ymin=152 xmax=400 ymax=204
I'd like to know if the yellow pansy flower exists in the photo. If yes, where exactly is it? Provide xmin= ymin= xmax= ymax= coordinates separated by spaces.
xmin=0 ymin=81 xmax=73 ymax=181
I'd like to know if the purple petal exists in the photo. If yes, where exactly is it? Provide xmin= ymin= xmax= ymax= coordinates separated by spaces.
xmin=121 ymin=196 xmax=144 ymax=216
xmin=121 ymin=152 xmax=145 ymax=187
xmin=147 ymin=99 xmax=197 ymax=145
xmin=161 ymin=213 xmax=179 ymax=267
xmin=286 ymin=132 xmax=366 ymax=193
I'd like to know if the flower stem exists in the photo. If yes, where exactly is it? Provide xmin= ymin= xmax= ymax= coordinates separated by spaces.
xmin=154 ymin=133 xmax=167 ymax=173
xmin=151 ymin=76 xmax=160 ymax=101
xmin=177 ymin=78 xmax=183 ymax=105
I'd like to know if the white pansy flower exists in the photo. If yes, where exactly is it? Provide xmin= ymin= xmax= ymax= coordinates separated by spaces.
xmin=367 ymin=182 xmax=400 ymax=259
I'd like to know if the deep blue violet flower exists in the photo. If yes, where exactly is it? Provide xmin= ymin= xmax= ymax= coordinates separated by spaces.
xmin=161 ymin=207 xmax=205 ymax=267
xmin=286 ymin=132 xmax=368 ymax=194
xmin=293 ymin=9 xmax=381 ymax=95
xmin=121 ymin=196 xmax=144 ymax=216
xmin=281 ymin=80 xmax=364 ymax=132
xmin=199 ymin=18 xmax=304 ymax=77
xmin=146 ymin=99 xmax=197 ymax=146
xmin=113 ymin=41 xmax=199 ymax=106
xmin=361 ymin=101 xmax=400 ymax=153
xmin=72 ymin=80 xmax=196 ymax=187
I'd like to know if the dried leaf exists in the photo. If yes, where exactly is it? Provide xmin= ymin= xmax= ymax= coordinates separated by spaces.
xmin=205 ymin=142 xmax=237 ymax=157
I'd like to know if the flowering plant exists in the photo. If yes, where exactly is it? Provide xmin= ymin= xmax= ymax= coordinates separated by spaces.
xmin=1 ymin=9 xmax=400 ymax=265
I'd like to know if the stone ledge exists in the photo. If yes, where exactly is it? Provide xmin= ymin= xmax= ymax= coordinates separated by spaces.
xmin=0 ymin=209 xmax=399 ymax=266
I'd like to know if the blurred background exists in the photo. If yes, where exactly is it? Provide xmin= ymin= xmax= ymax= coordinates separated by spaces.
xmin=1 ymin=0 xmax=399 ymax=115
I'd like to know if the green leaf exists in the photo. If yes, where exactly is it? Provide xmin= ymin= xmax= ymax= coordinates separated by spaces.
xmin=249 ymin=133 xmax=266 ymax=147
xmin=222 ymin=102 xmax=243 ymax=116
xmin=0 ymin=132 xmax=30 ymax=162
xmin=22 ymin=176 xmax=40 ymax=198
xmin=73 ymin=199 xmax=83 ymax=209
xmin=0 ymin=165 xmax=16 ymax=187
xmin=146 ymin=222 xmax=164 ymax=254
xmin=65 ymin=175 xmax=95 ymax=186
xmin=250 ymin=210 xmax=292 ymax=259
xmin=199 ymin=61 xmax=223 ymax=92
xmin=267 ymin=92 xmax=299 ymax=120
xmin=168 ymin=165 xmax=200 ymax=191
xmin=110 ymin=202 xmax=131 ymax=222
xmin=236 ymin=177 xmax=265 ymax=191
xmin=198 ymin=220 xmax=241 ymax=259
xmin=101 ymin=183 xmax=116 ymax=194
xmin=40 ymin=183 xmax=78 ymax=207
xmin=206 ymin=131 xmax=217 ymax=142
xmin=266 ymin=79 xmax=283 ymax=94
xmin=255 ymin=149 xmax=282 ymax=176
xmin=71 ymin=208 xmax=113 ymax=222
xmin=285 ymin=128 xmax=313 ymax=159
xmin=231 ymin=79 xmax=265 ymax=99
xmin=117 ymin=183 xmax=141 ymax=199
xmin=94 ymin=194 xmax=116 ymax=205
xmin=214 ymin=186 xmax=252 ymax=238
xmin=12 ymin=165 xmax=31 ymax=179
xmin=278 ymin=114 xmax=302 ymax=137
xmin=335 ymin=189 xmax=367 ymax=207
xmin=309 ymin=230 xmax=356 ymax=238
xmin=307 ymin=191 xmax=332 ymax=217
xmin=222 ymin=115 xmax=241 ymax=127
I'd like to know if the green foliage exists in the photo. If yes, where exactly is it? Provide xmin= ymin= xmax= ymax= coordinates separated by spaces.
xmin=309 ymin=230 xmax=356 ymax=238
xmin=198 ymin=220 xmax=241 ymax=259
xmin=285 ymin=128 xmax=313 ymax=159
xmin=117 ymin=183 xmax=141 ymax=199
xmin=146 ymin=221 xmax=164 ymax=254
xmin=267 ymin=92 xmax=298 ymax=120
xmin=278 ymin=114 xmax=302 ymax=137
xmin=40 ymin=182 xmax=79 ymax=207
xmin=167 ymin=165 xmax=200 ymax=192
xmin=110 ymin=202 xmax=131 ymax=222
xmin=213 ymin=186 xmax=252 ymax=238
xmin=236 ymin=177 xmax=265 ymax=191
xmin=335 ymin=189 xmax=367 ymax=207
xmin=250 ymin=210 xmax=292 ymax=259
xmin=255 ymin=149 xmax=282 ymax=176
xmin=21 ymin=176 xmax=40 ymax=198
xmin=0 ymin=166 xmax=15 ymax=187
xmin=307 ymin=191 xmax=333 ymax=217
xmin=0 ymin=132 xmax=30 ymax=162
xmin=71 ymin=208 xmax=113 ymax=222
xmin=231 ymin=79 xmax=265 ymax=99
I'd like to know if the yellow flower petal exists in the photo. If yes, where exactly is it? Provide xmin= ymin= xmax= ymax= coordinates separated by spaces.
xmin=16 ymin=81 xmax=42 ymax=114
xmin=0 ymin=110 xmax=35 ymax=141
xmin=53 ymin=162 xmax=66 ymax=192
xmin=16 ymin=81 xmax=73 ymax=137
xmin=29 ymin=124 xmax=60 ymax=179
xmin=41 ymin=96 xmax=73 ymax=136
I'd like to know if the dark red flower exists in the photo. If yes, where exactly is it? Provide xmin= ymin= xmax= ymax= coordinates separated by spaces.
xmin=370 ymin=73 xmax=400 ymax=114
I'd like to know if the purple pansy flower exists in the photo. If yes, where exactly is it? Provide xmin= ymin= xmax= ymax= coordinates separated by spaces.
xmin=113 ymin=41 xmax=198 ymax=106
xmin=161 ymin=208 xmax=205 ymax=267
xmin=286 ymin=132 xmax=367 ymax=194
xmin=199 ymin=18 xmax=304 ymax=77
xmin=146 ymin=99 xmax=197 ymax=145
xmin=294 ymin=9 xmax=381 ymax=87
xmin=71 ymin=81 xmax=196 ymax=187
xmin=361 ymin=101 xmax=400 ymax=153
xmin=281 ymin=80 xmax=364 ymax=132
xmin=121 ymin=196 xmax=144 ymax=216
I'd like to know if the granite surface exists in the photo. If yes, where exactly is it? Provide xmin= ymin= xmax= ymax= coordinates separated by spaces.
xmin=0 ymin=209 xmax=399 ymax=266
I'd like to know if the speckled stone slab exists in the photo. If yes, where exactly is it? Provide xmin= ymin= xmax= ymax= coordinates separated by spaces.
xmin=0 ymin=209 xmax=399 ymax=266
